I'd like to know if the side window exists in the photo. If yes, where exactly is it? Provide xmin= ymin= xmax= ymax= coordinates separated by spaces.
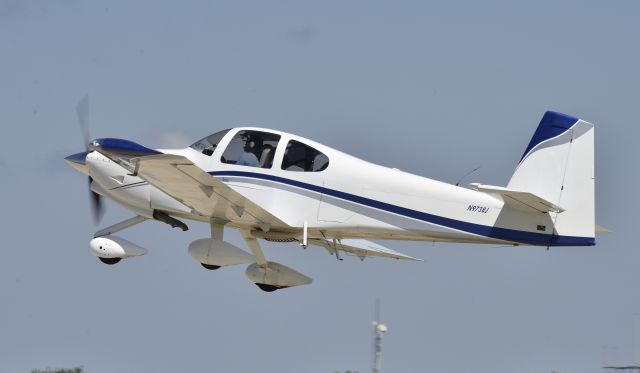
xmin=281 ymin=140 xmax=329 ymax=172
xmin=221 ymin=130 xmax=281 ymax=168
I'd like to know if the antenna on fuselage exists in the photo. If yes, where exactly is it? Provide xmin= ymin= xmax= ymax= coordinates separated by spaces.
xmin=455 ymin=165 xmax=481 ymax=186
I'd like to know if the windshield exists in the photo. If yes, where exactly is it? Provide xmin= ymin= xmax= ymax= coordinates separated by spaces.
xmin=190 ymin=129 xmax=231 ymax=156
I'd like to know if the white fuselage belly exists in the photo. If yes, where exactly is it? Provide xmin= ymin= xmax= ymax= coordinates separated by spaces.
xmin=87 ymin=148 xmax=552 ymax=247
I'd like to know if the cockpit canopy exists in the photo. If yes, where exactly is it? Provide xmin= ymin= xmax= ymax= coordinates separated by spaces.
xmin=190 ymin=128 xmax=329 ymax=172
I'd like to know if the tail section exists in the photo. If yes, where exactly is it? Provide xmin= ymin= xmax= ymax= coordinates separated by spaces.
xmin=507 ymin=111 xmax=595 ymax=244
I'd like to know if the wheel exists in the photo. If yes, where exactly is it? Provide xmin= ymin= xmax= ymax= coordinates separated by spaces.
xmin=255 ymin=283 xmax=284 ymax=292
xmin=99 ymin=257 xmax=122 ymax=265
xmin=201 ymin=263 xmax=221 ymax=270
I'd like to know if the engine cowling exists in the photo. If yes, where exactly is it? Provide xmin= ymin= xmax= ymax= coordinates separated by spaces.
xmin=90 ymin=235 xmax=148 ymax=259
xmin=188 ymin=238 xmax=255 ymax=268
xmin=245 ymin=262 xmax=312 ymax=291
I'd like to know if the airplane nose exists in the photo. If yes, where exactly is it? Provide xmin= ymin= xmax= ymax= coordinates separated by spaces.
xmin=64 ymin=151 xmax=88 ymax=166
xmin=64 ymin=151 xmax=89 ymax=174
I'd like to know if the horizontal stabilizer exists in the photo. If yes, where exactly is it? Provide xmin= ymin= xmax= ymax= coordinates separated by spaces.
xmin=470 ymin=183 xmax=564 ymax=214
xmin=308 ymin=238 xmax=421 ymax=261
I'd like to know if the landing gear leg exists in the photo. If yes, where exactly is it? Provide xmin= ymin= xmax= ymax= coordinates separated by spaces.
xmin=241 ymin=230 xmax=277 ymax=292
xmin=240 ymin=230 xmax=268 ymax=266
xmin=94 ymin=215 xmax=147 ymax=238
xmin=199 ymin=220 xmax=226 ymax=270
xmin=211 ymin=220 xmax=224 ymax=240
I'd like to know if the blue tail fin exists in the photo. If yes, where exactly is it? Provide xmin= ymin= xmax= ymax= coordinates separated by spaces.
xmin=508 ymin=111 xmax=595 ymax=244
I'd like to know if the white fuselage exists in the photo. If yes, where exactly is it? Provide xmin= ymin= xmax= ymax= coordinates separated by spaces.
xmin=85 ymin=127 xmax=558 ymax=247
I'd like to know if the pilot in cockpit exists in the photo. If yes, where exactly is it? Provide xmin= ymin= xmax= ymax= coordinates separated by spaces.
xmin=236 ymin=135 xmax=261 ymax=167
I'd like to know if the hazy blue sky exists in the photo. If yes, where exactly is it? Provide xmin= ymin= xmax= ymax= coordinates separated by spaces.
xmin=1 ymin=1 xmax=639 ymax=372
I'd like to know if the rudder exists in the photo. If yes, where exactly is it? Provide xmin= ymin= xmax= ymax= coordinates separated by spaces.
xmin=507 ymin=111 xmax=595 ymax=245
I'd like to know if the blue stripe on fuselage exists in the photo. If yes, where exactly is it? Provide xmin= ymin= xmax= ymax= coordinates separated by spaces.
xmin=210 ymin=171 xmax=595 ymax=247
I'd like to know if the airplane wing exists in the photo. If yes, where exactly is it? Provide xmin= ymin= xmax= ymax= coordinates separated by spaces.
xmin=90 ymin=140 xmax=287 ymax=228
xmin=308 ymin=238 xmax=421 ymax=261
xmin=469 ymin=183 xmax=564 ymax=213
xmin=135 ymin=154 xmax=287 ymax=227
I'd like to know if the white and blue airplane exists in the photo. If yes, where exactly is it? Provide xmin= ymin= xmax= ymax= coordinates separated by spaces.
xmin=65 ymin=97 xmax=597 ymax=291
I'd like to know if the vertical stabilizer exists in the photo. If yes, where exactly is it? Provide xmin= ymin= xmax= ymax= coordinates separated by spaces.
xmin=507 ymin=111 xmax=595 ymax=244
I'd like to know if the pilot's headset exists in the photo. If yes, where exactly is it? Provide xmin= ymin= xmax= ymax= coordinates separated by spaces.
xmin=244 ymin=139 xmax=255 ymax=151
xmin=244 ymin=134 xmax=262 ymax=154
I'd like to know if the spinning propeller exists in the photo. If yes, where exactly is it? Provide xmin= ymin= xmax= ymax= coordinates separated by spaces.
xmin=75 ymin=94 xmax=104 ymax=223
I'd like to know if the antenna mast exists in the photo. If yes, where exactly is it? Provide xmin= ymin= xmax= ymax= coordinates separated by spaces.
xmin=455 ymin=165 xmax=481 ymax=186
xmin=372 ymin=299 xmax=388 ymax=373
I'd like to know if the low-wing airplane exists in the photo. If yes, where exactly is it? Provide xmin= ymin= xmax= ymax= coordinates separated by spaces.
xmin=65 ymin=97 xmax=596 ymax=291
